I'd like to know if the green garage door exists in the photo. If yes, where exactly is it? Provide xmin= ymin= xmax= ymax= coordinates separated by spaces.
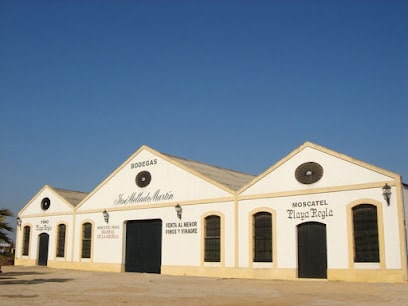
xmin=125 ymin=219 xmax=162 ymax=273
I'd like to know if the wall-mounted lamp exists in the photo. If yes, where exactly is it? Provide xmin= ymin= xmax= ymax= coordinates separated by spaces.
xmin=382 ymin=183 xmax=392 ymax=206
xmin=175 ymin=204 xmax=182 ymax=220
xmin=16 ymin=217 xmax=22 ymax=229
xmin=103 ymin=210 xmax=109 ymax=223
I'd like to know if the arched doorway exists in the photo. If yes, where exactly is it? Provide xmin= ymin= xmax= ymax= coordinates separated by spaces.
xmin=297 ymin=222 xmax=327 ymax=279
xmin=38 ymin=233 xmax=49 ymax=266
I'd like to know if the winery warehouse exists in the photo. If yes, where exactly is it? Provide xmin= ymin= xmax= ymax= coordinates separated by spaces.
xmin=14 ymin=142 xmax=408 ymax=282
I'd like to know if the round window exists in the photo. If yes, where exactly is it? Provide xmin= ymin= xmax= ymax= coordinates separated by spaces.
xmin=136 ymin=171 xmax=152 ymax=188
xmin=41 ymin=197 xmax=51 ymax=210
xmin=295 ymin=162 xmax=323 ymax=184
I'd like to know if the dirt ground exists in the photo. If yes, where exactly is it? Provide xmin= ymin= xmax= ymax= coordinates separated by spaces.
xmin=1 ymin=266 xmax=408 ymax=305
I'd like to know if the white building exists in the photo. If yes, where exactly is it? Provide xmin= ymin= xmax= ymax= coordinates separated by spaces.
xmin=14 ymin=142 xmax=408 ymax=282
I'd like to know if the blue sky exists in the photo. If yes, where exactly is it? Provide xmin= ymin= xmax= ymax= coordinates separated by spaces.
xmin=1 ymin=1 xmax=407 ymax=231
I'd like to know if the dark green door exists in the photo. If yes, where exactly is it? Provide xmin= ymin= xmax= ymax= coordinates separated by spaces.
xmin=38 ymin=233 xmax=49 ymax=266
xmin=125 ymin=219 xmax=162 ymax=273
xmin=297 ymin=222 xmax=327 ymax=279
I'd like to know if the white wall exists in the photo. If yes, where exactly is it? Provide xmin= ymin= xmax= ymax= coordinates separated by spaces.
xmin=74 ymin=201 xmax=235 ymax=267
xmin=242 ymin=147 xmax=393 ymax=196
xmin=238 ymin=187 xmax=402 ymax=270
xmin=78 ymin=150 xmax=232 ymax=212
xmin=15 ymin=214 xmax=75 ymax=262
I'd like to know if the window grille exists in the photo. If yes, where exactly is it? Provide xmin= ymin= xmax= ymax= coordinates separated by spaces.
xmin=56 ymin=224 xmax=66 ymax=257
xmin=204 ymin=215 xmax=220 ymax=262
xmin=81 ymin=222 xmax=92 ymax=259
xmin=253 ymin=212 xmax=272 ymax=262
xmin=22 ymin=226 xmax=30 ymax=256
xmin=353 ymin=204 xmax=379 ymax=262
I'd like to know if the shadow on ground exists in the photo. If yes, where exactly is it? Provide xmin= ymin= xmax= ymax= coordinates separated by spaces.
xmin=1 ymin=271 xmax=47 ymax=277
xmin=0 ymin=294 xmax=39 ymax=299
xmin=0 ymin=277 xmax=73 ymax=285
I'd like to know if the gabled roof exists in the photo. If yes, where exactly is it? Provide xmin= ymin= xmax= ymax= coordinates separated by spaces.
xmin=163 ymin=154 xmax=256 ymax=191
xmin=238 ymin=141 xmax=400 ymax=194
xmin=75 ymin=145 xmax=255 ymax=209
xmin=19 ymin=185 xmax=89 ymax=216
xmin=51 ymin=186 xmax=89 ymax=207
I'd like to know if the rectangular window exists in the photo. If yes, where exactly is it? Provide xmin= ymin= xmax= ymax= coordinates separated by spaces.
xmin=204 ymin=215 xmax=220 ymax=262
xmin=353 ymin=204 xmax=379 ymax=262
xmin=22 ymin=226 xmax=30 ymax=256
xmin=81 ymin=223 xmax=92 ymax=259
xmin=253 ymin=212 xmax=272 ymax=262
xmin=56 ymin=224 xmax=66 ymax=257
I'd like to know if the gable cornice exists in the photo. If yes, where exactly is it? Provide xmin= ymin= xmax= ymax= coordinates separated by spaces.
xmin=237 ymin=141 xmax=400 ymax=194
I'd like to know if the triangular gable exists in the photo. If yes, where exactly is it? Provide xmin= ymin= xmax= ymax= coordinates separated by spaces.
xmin=19 ymin=185 xmax=79 ymax=216
xmin=76 ymin=145 xmax=239 ymax=211
xmin=239 ymin=141 xmax=399 ymax=196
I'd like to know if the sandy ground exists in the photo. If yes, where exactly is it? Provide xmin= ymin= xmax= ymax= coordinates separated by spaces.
xmin=1 ymin=266 xmax=408 ymax=305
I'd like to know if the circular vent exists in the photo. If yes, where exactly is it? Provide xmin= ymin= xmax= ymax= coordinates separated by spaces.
xmin=295 ymin=162 xmax=323 ymax=184
xmin=41 ymin=197 xmax=51 ymax=210
xmin=136 ymin=171 xmax=152 ymax=188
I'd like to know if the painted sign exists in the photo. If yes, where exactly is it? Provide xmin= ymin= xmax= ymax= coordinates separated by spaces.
xmin=113 ymin=189 xmax=175 ymax=206
xmin=35 ymin=219 xmax=52 ymax=232
xmin=96 ymin=225 xmax=120 ymax=239
xmin=165 ymin=221 xmax=198 ymax=235
xmin=287 ymin=199 xmax=334 ymax=221
xmin=130 ymin=158 xmax=158 ymax=169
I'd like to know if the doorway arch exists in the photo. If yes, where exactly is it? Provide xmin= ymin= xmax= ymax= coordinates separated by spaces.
xmin=38 ymin=233 xmax=49 ymax=266
xmin=297 ymin=222 xmax=327 ymax=278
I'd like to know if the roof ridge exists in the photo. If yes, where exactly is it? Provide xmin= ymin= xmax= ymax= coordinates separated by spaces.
xmin=50 ymin=186 xmax=89 ymax=207
xmin=51 ymin=186 xmax=89 ymax=194
xmin=162 ymin=152 xmax=255 ymax=191
xmin=163 ymin=153 xmax=256 ymax=176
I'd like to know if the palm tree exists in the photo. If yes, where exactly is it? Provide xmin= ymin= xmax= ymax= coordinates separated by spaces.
xmin=0 ymin=208 xmax=13 ymax=244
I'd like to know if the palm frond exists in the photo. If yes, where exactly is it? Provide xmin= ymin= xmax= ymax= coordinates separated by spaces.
xmin=0 ymin=208 xmax=14 ymax=243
